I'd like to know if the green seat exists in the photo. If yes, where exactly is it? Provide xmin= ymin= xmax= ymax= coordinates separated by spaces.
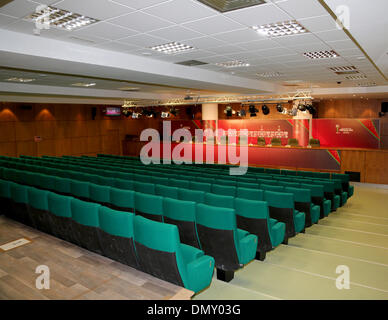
xmin=257 ymin=178 xmax=278 ymax=185
xmin=155 ymin=184 xmax=179 ymax=199
xmin=309 ymin=138 xmax=320 ymax=147
xmin=311 ymin=180 xmax=340 ymax=211
xmin=196 ymin=203 xmax=257 ymax=281
xmin=152 ymin=176 xmax=169 ymax=186
xmin=71 ymin=198 xmax=101 ymax=253
xmin=264 ymin=190 xmax=305 ymax=238
xmin=332 ymin=173 xmax=353 ymax=198
xmin=215 ymin=179 xmax=236 ymax=187
xmin=10 ymin=183 xmax=31 ymax=225
xmin=98 ymin=176 xmax=116 ymax=186
xmin=134 ymin=193 xmax=163 ymax=222
xmin=52 ymin=176 xmax=72 ymax=195
xmin=284 ymin=187 xmax=320 ymax=226
xmin=266 ymin=168 xmax=281 ymax=175
xmin=48 ymin=193 xmax=75 ymax=243
xmin=234 ymin=198 xmax=285 ymax=260
xmin=195 ymin=176 xmax=215 ymax=184
xmin=114 ymin=179 xmax=134 ymax=191
xmin=134 ymin=181 xmax=155 ymax=195
xmin=190 ymin=181 xmax=212 ymax=193
xmin=98 ymin=206 xmax=138 ymax=269
xmin=133 ymin=215 xmax=214 ymax=293
xmin=169 ymin=178 xmax=190 ymax=189
xmin=237 ymin=181 xmax=259 ymax=189
xmin=178 ymin=189 xmax=205 ymax=203
xmin=205 ymin=193 xmax=234 ymax=209
xmin=236 ymin=187 xmax=263 ymax=201
xmin=300 ymin=183 xmax=331 ymax=218
xmin=109 ymin=188 xmax=135 ymax=213
xmin=0 ymin=179 xmax=12 ymax=217
xmin=27 ymin=187 xmax=51 ymax=233
xmin=163 ymin=198 xmax=200 ymax=249
xmin=70 ymin=180 xmax=90 ymax=201
xmin=89 ymin=184 xmax=111 ymax=206
xmin=212 ymin=184 xmax=237 ymax=197
xmin=260 ymin=184 xmax=284 ymax=192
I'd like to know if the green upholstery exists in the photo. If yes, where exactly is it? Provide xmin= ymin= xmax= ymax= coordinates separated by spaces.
xmin=52 ymin=176 xmax=71 ymax=195
xmin=260 ymin=184 xmax=284 ymax=192
xmin=152 ymin=176 xmax=169 ymax=186
xmin=234 ymin=198 xmax=285 ymax=252
xmin=266 ymin=168 xmax=281 ymax=175
xmin=237 ymin=181 xmax=259 ymax=189
xmin=89 ymin=184 xmax=111 ymax=204
xmin=48 ymin=193 xmax=72 ymax=218
xmin=98 ymin=176 xmax=116 ymax=186
xmin=109 ymin=188 xmax=135 ymax=212
xmin=134 ymin=193 xmax=164 ymax=222
xmin=178 ymin=188 xmax=205 ymax=203
xmin=236 ymin=187 xmax=263 ymax=201
xmin=169 ymin=178 xmax=190 ymax=189
xmin=71 ymin=198 xmax=100 ymax=227
xmin=257 ymin=178 xmax=278 ymax=185
xmin=215 ymin=179 xmax=236 ymax=187
xmin=190 ymin=181 xmax=212 ymax=193
xmin=155 ymin=184 xmax=179 ymax=199
xmin=196 ymin=203 xmax=257 ymax=267
xmin=309 ymin=138 xmax=320 ymax=147
xmin=212 ymin=184 xmax=236 ymax=197
xmin=70 ymin=180 xmax=90 ymax=200
xmin=133 ymin=215 xmax=214 ymax=293
xmin=11 ymin=183 xmax=28 ymax=204
xmin=300 ymin=183 xmax=331 ymax=217
xmin=284 ymin=187 xmax=320 ymax=225
xmin=98 ymin=206 xmax=135 ymax=237
xmin=114 ymin=178 xmax=134 ymax=190
xmin=28 ymin=187 xmax=49 ymax=211
xmin=134 ymin=181 xmax=155 ymax=195
xmin=205 ymin=193 xmax=234 ymax=209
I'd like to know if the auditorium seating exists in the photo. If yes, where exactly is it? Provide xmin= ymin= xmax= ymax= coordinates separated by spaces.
xmin=134 ymin=193 xmax=164 ymax=222
xmin=196 ymin=203 xmax=257 ymax=282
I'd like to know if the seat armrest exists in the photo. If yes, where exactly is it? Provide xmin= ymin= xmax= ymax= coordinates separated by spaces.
xmin=186 ymin=255 xmax=215 ymax=293
xmin=237 ymin=228 xmax=249 ymax=240
xmin=180 ymin=243 xmax=204 ymax=264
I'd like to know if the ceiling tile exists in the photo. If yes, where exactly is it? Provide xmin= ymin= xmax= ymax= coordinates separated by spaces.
xmin=327 ymin=39 xmax=357 ymax=50
xmin=92 ymin=41 xmax=141 ymax=52
xmin=272 ymin=33 xmax=321 ymax=47
xmin=275 ymin=0 xmax=328 ymax=19
xmin=143 ymin=0 xmax=217 ymax=24
xmin=315 ymin=29 xmax=350 ymax=42
xmin=56 ymin=0 xmax=135 ymax=20
xmin=224 ymin=2 xmax=291 ymax=27
xmin=298 ymin=15 xmax=338 ymax=33
xmin=112 ymin=0 xmax=167 ymax=10
xmin=182 ymin=15 xmax=244 ymax=35
xmin=119 ymin=33 xmax=169 ymax=48
xmin=212 ymin=28 xmax=263 ymax=44
xmin=0 ymin=0 xmax=37 ymax=18
xmin=206 ymin=44 xmax=247 ymax=55
xmin=108 ymin=11 xmax=174 ymax=32
xmin=184 ymin=36 xmax=227 ymax=49
xmin=0 ymin=13 xmax=18 ymax=27
xmin=73 ymin=22 xmax=138 ymax=41
xmin=148 ymin=25 xmax=204 ymax=42
xmin=238 ymin=39 xmax=281 ymax=51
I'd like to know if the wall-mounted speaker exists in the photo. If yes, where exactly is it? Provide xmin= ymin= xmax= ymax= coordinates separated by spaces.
xmin=91 ymin=107 xmax=97 ymax=120
xmin=382 ymin=102 xmax=388 ymax=113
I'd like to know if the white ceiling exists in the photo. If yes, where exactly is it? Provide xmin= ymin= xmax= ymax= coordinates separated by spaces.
xmin=0 ymin=0 xmax=387 ymax=102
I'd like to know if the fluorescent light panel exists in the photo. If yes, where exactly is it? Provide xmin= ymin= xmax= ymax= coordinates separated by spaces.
xmin=303 ymin=50 xmax=339 ymax=59
xmin=197 ymin=0 xmax=266 ymax=13
xmin=151 ymin=42 xmax=195 ymax=55
xmin=27 ymin=6 xmax=98 ymax=31
xmin=345 ymin=74 xmax=367 ymax=80
xmin=257 ymin=72 xmax=283 ymax=78
xmin=6 ymin=77 xmax=35 ymax=83
xmin=358 ymin=82 xmax=376 ymax=87
xmin=252 ymin=20 xmax=308 ymax=37
xmin=215 ymin=61 xmax=250 ymax=68
xmin=71 ymin=82 xmax=96 ymax=87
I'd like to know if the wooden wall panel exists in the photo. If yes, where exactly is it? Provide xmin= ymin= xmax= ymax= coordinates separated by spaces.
xmin=0 ymin=122 xmax=15 ymax=142
xmin=317 ymin=99 xmax=383 ymax=118
xmin=14 ymin=122 xmax=35 ymax=141
xmin=16 ymin=141 xmax=36 ymax=157
xmin=0 ymin=142 xmax=16 ymax=157
xmin=341 ymin=150 xmax=366 ymax=182
xmin=364 ymin=151 xmax=388 ymax=184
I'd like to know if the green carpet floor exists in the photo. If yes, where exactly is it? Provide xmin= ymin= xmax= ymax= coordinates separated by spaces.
xmin=194 ymin=183 xmax=388 ymax=300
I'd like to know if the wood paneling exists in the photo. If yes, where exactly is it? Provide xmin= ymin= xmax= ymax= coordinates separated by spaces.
xmin=317 ymin=99 xmax=384 ymax=118
xmin=364 ymin=151 xmax=388 ymax=184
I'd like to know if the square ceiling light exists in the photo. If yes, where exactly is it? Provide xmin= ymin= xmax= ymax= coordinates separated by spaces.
xmin=26 ymin=6 xmax=99 ymax=31
xmin=345 ymin=74 xmax=367 ymax=80
xmin=303 ymin=50 xmax=339 ymax=59
xmin=252 ymin=20 xmax=308 ymax=37
xmin=215 ymin=61 xmax=250 ymax=68
xmin=329 ymin=66 xmax=359 ymax=75
xmin=257 ymin=72 xmax=283 ymax=78
xmin=197 ymin=0 xmax=267 ymax=13
xmin=150 ymin=42 xmax=195 ymax=55
xmin=6 ymin=77 xmax=35 ymax=83
xmin=357 ymin=82 xmax=377 ymax=87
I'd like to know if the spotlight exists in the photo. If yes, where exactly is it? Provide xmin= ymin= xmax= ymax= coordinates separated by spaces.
xmin=249 ymin=104 xmax=258 ymax=117
xmin=276 ymin=104 xmax=283 ymax=113
xmin=262 ymin=104 xmax=270 ymax=115
xmin=291 ymin=107 xmax=298 ymax=116
xmin=306 ymin=104 xmax=316 ymax=115
xmin=170 ymin=107 xmax=179 ymax=116
xmin=298 ymin=103 xmax=306 ymax=112
xmin=122 ymin=108 xmax=132 ymax=118
xmin=224 ymin=105 xmax=233 ymax=117
xmin=186 ymin=107 xmax=194 ymax=119
xmin=132 ymin=112 xmax=140 ymax=119
xmin=237 ymin=108 xmax=246 ymax=117
xmin=161 ymin=111 xmax=170 ymax=118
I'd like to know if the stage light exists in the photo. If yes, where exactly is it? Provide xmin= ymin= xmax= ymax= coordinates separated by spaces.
xmin=306 ymin=104 xmax=316 ymax=115
xmin=161 ymin=111 xmax=170 ymax=118
xmin=249 ymin=104 xmax=258 ymax=117
xmin=276 ymin=104 xmax=283 ymax=113
xmin=170 ymin=107 xmax=179 ymax=116
xmin=262 ymin=104 xmax=270 ymax=115
xmin=237 ymin=108 xmax=246 ymax=117
xmin=224 ymin=105 xmax=233 ymax=117
xmin=298 ymin=103 xmax=307 ymax=111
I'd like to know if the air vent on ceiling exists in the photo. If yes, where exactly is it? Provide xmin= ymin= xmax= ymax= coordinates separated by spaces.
xmin=175 ymin=60 xmax=208 ymax=66
xmin=329 ymin=66 xmax=359 ymax=75
xmin=197 ymin=0 xmax=267 ymax=13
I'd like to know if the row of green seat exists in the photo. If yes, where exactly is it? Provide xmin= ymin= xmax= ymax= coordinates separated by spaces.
xmin=0 ymin=178 xmax=215 ymax=293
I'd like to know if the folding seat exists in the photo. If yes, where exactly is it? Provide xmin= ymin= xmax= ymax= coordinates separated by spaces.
xmin=257 ymin=178 xmax=278 ymax=185
xmin=134 ymin=181 xmax=155 ymax=195
xmin=0 ymin=179 xmax=13 ymax=217
xmin=260 ymin=184 xmax=284 ymax=192
xmin=133 ymin=173 xmax=149 ymax=183
xmin=178 ymin=189 xmax=205 ymax=203
xmin=152 ymin=176 xmax=170 ymax=186
xmin=169 ymin=178 xmax=190 ymax=189
xmin=215 ymin=179 xmax=236 ymax=187
xmin=310 ymin=180 xmax=340 ymax=211
xmin=89 ymin=184 xmax=111 ymax=207
xmin=133 ymin=215 xmax=214 ymax=292
xmin=332 ymin=178 xmax=348 ymax=206
xmin=236 ymin=187 xmax=263 ymax=201
xmin=332 ymin=173 xmax=353 ymax=197
xmin=284 ymin=187 xmax=320 ymax=227
xmin=70 ymin=180 xmax=90 ymax=202
xmin=97 ymin=176 xmax=116 ymax=187
xmin=237 ymin=181 xmax=259 ymax=189
xmin=212 ymin=184 xmax=237 ymax=197
xmin=163 ymin=198 xmax=201 ymax=249
xmin=195 ymin=176 xmax=215 ymax=184
xmin=98 ymin=206 xmax=138 ymax=269
xmin=249 ymin=167 xmax=265 ymax=173
xmin=238 ymin=177 xmax=257 ymax=184
xmin=277 ymin=181 xmax=300 ymax=188
xmin=190 ymin=181 xmax=212 ymax=193
xmin=71 ymin=198 xmax=102 ymax=253
xmin=10 ymin=183 xmax=33 ymax=225
xmin=196 ymin=203 xmax=257 ymax=282
xmin=264 ymin=190 xmax=305 ymax=239
xmin=155 ymin=184 xmax=179 ymax=199
xmin=27 ymin=187 xmax=52 ymax=233
xmin=134 ymin=193 xmax=163 ymax=222
xmin=48 ymin=193 xmax=75 ymax=242
xmin=300 ymin=183 xmax=331 ymax=218
xmin=205 ymin=193 xmax=234 ymax=209
xmin=266 ymin=168 xmax=281 ymax=175
xmin=313 ymin=172 xmax=331 ymax=179
xmin=114 ymin=178 xmax=134 ymax=191
xmin=234 ymin=198 xmax=286 ymax=260
xmin=107 ymin=188 xmax=135 ymax=213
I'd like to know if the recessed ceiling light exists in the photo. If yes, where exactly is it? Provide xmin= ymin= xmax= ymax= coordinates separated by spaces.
xmin=150 ymin=42 xmax=195 ymax=55
xmin=252 ymin=20 xmax=309 ymax=37
xmin=329 ymin=66 xmax=359 ymax=75
xmin=215 ymin=61 xmax=250 ymax=68
xmin=197 ymin=0 xmax=266 ymax=13
xmin=257 ymin=71 xmax=283 ymax=78
xmin=6 ymin=77 xmax=35 ymax=83
xmin=357 ymin=82 xmax=377 ymax=87
xmin=345 ymin=74 xmax=367 ymax=80
xmin=26 ymin=6 xmax=99 ymax=31
xmin=71 ymin=82 xmax=96 ymax=87
xmin=303 ymin=50 xmax=339 ymax=59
